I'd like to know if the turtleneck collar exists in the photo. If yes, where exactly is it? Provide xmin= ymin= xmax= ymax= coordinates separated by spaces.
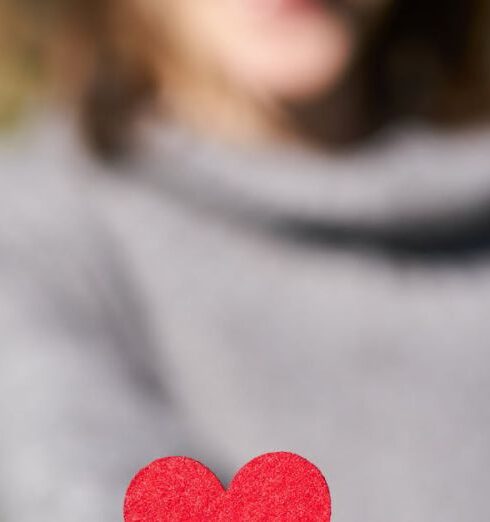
xmin=132 ymin=119 xmax=490 ymax=257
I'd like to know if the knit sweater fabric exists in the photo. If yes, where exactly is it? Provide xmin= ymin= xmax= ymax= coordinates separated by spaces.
xmin=1 ymin=114 xmax=490 ymax=521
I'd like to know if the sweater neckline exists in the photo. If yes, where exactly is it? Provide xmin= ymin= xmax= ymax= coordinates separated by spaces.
xmin=133 ymin=119 xmax=490 ymax=257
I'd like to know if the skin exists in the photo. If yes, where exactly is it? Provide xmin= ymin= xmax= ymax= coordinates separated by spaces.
xmin=134 ymin=0 xmax=391 ymax=145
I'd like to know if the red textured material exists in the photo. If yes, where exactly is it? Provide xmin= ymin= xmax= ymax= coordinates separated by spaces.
xmin=124 ymin=452 xmax=331 ymax=521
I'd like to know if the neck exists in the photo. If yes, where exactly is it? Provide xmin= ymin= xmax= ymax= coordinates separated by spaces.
xmin=156 ymin=58 xmax=321 ymax=150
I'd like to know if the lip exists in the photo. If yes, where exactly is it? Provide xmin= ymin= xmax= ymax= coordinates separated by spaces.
xmin=242 ymin=0 xmax=325 ymax=18
xmin=276 ymin=0 xmax=324 ymax=11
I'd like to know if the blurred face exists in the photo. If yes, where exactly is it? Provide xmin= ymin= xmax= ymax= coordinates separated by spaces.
xmin=136 ymin=0 xmax=390 ymax=139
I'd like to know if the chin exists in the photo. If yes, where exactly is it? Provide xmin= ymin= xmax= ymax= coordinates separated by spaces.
xmin=267 ymin=49 xmax=352 ymax=101
xmin=228 ymin=14 xmax=355 ymax=102
xmin=241 ymin=44 xmax=353 ymax=103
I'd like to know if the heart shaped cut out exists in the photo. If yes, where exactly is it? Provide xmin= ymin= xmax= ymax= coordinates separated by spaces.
xmin=124 ymin=452 xmax=331 ymax=521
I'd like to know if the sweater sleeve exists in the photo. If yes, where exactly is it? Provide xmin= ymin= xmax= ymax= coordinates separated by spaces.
xmin=0 ymin=157 xmax=184 ymax=521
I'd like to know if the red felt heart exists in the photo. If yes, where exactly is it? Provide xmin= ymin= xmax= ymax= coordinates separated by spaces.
xmin=124 ymin=452 xmax=331 ymax=521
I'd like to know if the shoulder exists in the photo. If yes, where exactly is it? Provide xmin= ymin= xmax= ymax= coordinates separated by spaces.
xmin=0 ymin=112 xmax=116 ymax=298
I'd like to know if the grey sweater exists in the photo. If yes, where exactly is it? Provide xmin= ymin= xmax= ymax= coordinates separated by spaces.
xmin=1 ymin=114 xmax=490 ymax=521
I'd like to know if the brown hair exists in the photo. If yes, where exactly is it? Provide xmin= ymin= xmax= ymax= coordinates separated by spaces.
xmin=1 ymin=0 xmax=489 ymax=156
